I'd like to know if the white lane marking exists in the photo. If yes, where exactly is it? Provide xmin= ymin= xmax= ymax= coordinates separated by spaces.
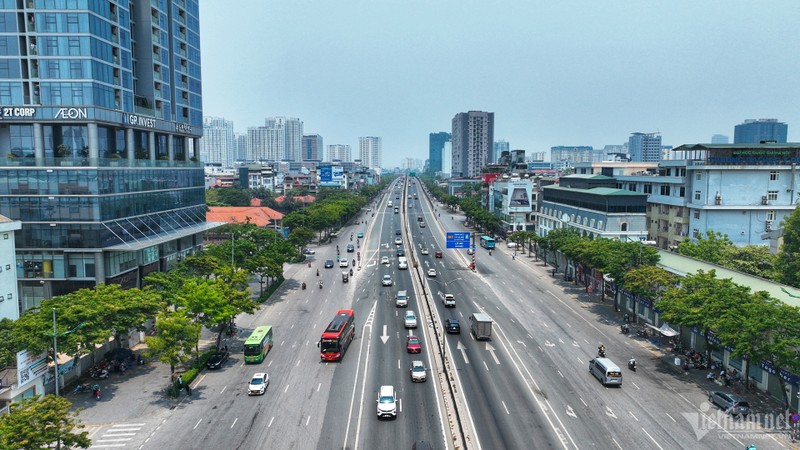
xmin=483 ymin=360 xmax=489 ymax=371
xmin=347 ymin=301 xmax=377 ymax=450
xmin=306 ymin=415 xmax=311 ymax=426
xmin=193 ymin=419 xmax=201 ymax=430
xmin=268 ymin=417 xmax=274 ymax=427
xmin=317 ymin=383 xmax=321 ymax=392
xmin=230 ymin=418 xmax=238 ymax=428
xmin=220 ymin=386 xmax=227 ymax=394
xmin=502 ymin=401 xmax=510 ymax=415
xmin=284 ymin=384 xmax=289 ymax=393
xmin=641 ymin=427 xmax=665 ymax=450
xmin=628 ymin=411 xmax=639 ymax=422
xmin=665 ymin=412 xmax=676 ymax=422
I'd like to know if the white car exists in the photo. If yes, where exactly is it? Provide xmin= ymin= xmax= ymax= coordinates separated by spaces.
xmin=376 ymin=385 xmax=397 ymax=418
xmin=382 ymin=275 xmax=393 ymax=286
xmin=339 ymin=259 xmax=348 ymax=268
xmin=427 ymin=268 xmax=437 ymax=277
xmin=248 ymin=372 xmax=269 ymax=395
xmin=302 ymin=248 xmax=315 ymax=255
xmin=381 ymin=256 xmax=390 ymax=265
xmin=394 ymin=237 xmax=402 ymax=245
xmin=421 ymin=248 xmax=429 ymax=255
xmin=410 ymin=360 xmax=427 ymax=382
xmin=404 ymin=310 xmax=417 ymax=328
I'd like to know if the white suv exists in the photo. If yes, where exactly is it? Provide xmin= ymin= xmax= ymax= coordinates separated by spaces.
xmin=404 ymin=310 xmax=417 ymax=328
xmin=376 ymin=385 xmax=398 ymax=418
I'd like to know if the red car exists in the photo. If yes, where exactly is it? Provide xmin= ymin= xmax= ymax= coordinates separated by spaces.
xmin=406 ymin=335 xmax=422 ymax=353
xmin=435 ymin=251 xmax=443 ymax=258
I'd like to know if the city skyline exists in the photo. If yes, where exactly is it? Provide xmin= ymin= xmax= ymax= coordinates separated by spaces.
xmin=198 ymin=1 xmax=799 ymax=168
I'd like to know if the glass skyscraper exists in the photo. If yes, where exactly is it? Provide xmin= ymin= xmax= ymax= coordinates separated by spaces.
xmin=428 ymin=132 xmax=450 ymax=174
xmin=733 ymin=119 xmax=788 ymax=144
xmin=0 ymin=0 xmax=216 ymax=312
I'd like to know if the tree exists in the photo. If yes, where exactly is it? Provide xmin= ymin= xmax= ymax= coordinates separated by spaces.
xmin=77 ymin=284 xmax=162 ymax=348
xmin=0 ymin=318 xmax=16 ymax=368
xmin=0 ymin=395 xmax=91 ymax=450
xmin=776 ymin=206 xmax=800 ymax=287
xmin=720 ymin=245 xmax=777 ymax=279
xmin=676 ymin=230 xmax=734 ymax=265
xmin=144 ymin=310 xmax=200 ymax=376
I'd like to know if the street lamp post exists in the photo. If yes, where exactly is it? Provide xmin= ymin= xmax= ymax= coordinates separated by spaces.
xmin=52 ymin=308 xmax=59 ymax=396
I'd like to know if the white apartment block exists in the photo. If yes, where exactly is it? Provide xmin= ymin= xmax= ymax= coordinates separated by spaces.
xmin=327 ymin=144 xmax=351 ymax=162
xmin=199 ymin=117 xmax=235 ymax=167
xmin=359 ymin=137 xmax=382 ymax=171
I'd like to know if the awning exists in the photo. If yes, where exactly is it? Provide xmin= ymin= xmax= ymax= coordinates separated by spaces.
xmin=645 ymin=323 xmax=679 ymax=337
xmin=105 ymin=222 xmax=226 ymax=251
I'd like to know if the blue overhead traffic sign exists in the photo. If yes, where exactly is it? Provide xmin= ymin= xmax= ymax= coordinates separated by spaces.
xmin=446 ymin=232 xmax=470 ymax=249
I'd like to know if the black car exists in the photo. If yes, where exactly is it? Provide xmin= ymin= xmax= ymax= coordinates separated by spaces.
xmin=346 ymin=244 xmax=355 ymax=252
xmin=206 ymin=349 xmax=230 ymax=369
xmin=395 ymin=229 xmax=401 ymax=235
xmin=324 ymin=259 xmax=334 ymax=268
xmin=396 ymin=248 xmax=405 ymax=257
xmin=445 ymin=319 xmax=461 ymax=334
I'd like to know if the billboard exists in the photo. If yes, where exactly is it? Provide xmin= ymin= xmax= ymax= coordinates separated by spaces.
xmin=319 ymin=166 xmax=344 ymax=183
xmin=16 ymin=349 xmax=49 ymax=389
xmin=507 ymin=182 xmax=532 ymax=213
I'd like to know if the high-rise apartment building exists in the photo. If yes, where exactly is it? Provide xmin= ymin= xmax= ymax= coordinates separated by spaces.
xmin=246 ymin=117 xmax=303 ymax=162
xmin=359 ymin=137 xmax=382 ymax=171
xmin=327 ymin=144 xmax=351 ymax=162
xmin=302 ymin=134 xmax=323 ymax=161
xmin=628 ymin=132 xmax=662 ymax=162
xmin=452 ymin=111 xmax=494 ymax=178
xmin=200 ymin=117 xmax=235 ymax=167
xmin=734 ymin=119 xmax=788 ymax=144
xmin=234 ymin=132 xmax=248 ymax=162
xmin=428 ymin=132 xmax=450 ymax=175
xmin=0 ymin=0 xmax=214 ymax=311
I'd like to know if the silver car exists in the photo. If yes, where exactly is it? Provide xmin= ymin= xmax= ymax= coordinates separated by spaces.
xmin=410 ymin=360 xmax=427 ymax=382
xmin=708 ymin=391 xmax=750 ymax=416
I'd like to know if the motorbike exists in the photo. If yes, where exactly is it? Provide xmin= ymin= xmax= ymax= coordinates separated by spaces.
xmin=319 ymin=281 xmax=324 ymax=289
xmin=620 ymin=324 xmax=630 ymax=334
xmin=307 ymin=262 xmax=311 ymax=268
xmin=91 ymin=369 xmax=109 ymax=380
xmin=73 ymin=383 xmax=90 ymax=394
xmin=597 ymin=346 xmax=606 ymax=358
xmin=316 ymin=269 xmax=319 ymax=277
xmin=302 ymin=282 xmax=306 ymax=290
xmin=92 ymin=385 xmax=101 ymax=400
xmin=636 ymin=328 xmax=647 ymax=337
xmin=349 ymin=268 xmax=353 ymax=276
xmin=628 ymin=358 xmax=636 ymax=371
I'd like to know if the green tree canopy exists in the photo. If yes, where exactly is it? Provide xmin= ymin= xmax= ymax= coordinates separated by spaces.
xmin=0 ymin=395 xmax=91 ymax=450
xmin=776 ymin=205 xmax=800 ymax=287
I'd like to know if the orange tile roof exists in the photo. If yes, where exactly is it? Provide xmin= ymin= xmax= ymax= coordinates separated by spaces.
xmin=275 ymin=195 xmax=315 ymax=203
xmin=206 ymin=206 xmax=284 ymax=227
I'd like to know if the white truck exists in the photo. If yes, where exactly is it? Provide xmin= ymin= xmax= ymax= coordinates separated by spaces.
xmin=469 ymin=312 xmax=492 ymax=340
xmin=442 ymin=294 xmax=455 ymax=307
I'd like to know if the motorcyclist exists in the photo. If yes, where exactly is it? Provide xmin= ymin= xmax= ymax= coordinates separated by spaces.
xmin=628 ymin=358 xmax=636 ymax=370
xmin=92 ymin=383 xmax=101 ymax=399
xmin=316 ymin=269 xmax=319 ymax=276
xmin=349 ymin=268 xmax=353 ymax=276
xmin=319 ymin=280 xmax=324 ymax=289
xmin=302 ymin=282 xmax=306 ymax=290
xmin=352 ymin=259 xmax=355 ymax=266
xmin=598 ymin=344 xmax=606 ymax=357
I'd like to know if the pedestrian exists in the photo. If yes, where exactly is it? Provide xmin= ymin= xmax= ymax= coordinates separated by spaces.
xmin=185 ymin=383 xmax=192 ymax=396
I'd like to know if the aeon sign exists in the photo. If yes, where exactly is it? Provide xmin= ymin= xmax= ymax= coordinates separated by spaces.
xmin=54 ymin=107 xmax=88 ymax=119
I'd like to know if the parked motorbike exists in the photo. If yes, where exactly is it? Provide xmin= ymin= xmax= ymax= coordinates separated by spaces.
xmin=302 ymin=282 xmax=306 ymax=290
xmin=92 ymin=384 xmax=101 ymax=400
xmin=91 ymin=369 xmax=109 ymax=380
xmin=620 ymin=324 xmax=630 ymax=334
xmin=636 ymin=328 xmax=647 ymax=337
xmin=73 ymin=383 xmax=90 ymax=394
xmin=628 ymin=358 xmax=636 ymax=371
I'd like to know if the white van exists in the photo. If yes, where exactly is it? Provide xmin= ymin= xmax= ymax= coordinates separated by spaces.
xmin=589 ymin=357 xmax=623 ymax=386
xmin=398 ymin=257 xmax=408 ymax=270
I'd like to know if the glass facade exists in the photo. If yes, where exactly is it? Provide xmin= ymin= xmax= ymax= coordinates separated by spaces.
xmin=0 ymin=0 xmax=210 ymax=311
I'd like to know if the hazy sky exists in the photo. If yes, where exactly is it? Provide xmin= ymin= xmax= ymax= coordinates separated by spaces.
xmin=199 ymin=1 xmax=799 ymax=168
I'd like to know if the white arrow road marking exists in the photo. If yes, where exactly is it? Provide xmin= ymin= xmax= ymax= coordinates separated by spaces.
xmin=486 ymin=343 xmax=501 ymax=365
xmin=606 ymin=406 xmax=617 ymax=419
xmin=572 ymin=340 xmax=580 ymax=347
xmin=456 ymin=341 xmax=470 ymax=364
xmin=380 ymin=325 xmax=389 ymax=344
xmin=516 ymin=340 xmax=526 ymax=348
xmin=544 ymin=340 xmax=555 ymax=347
xmin=566 ymin=405 xmax=577 ymax=418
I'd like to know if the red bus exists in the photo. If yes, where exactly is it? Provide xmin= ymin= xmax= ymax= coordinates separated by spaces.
xmin=320 ymin=309 xmax=355 ymax=361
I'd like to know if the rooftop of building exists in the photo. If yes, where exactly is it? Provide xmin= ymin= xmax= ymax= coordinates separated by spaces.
xmin=545 ymin=185 xmax=646 ymax=196
xmin=673 ymin=143 xmax=800 ymax=151
xmin=206 ymin=206 xmax=283 ymax=227
xmin=657 ymin=250 xmax=800 ymax=308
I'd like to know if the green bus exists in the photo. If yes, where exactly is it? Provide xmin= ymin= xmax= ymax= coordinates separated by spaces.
xmin=244 ymin=326 xmax=273 ymax=363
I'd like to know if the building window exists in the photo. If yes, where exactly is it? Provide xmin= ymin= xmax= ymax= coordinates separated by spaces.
xmin=769 ymin=171 xmax=779 ymax=181
xmin=679 ymin=186 xmax=685 ymax=198
xmin=694 ymin=191 xmax=701 ymax=201
xmin=694 ymin=210 xmax=700 ymax=219
xmin=643 ymin=184 xmax=652 ymax=194
xmin=620 ymin=222 xmax=628 ymax=232
xmin=768 ymin=191 xmax=778 ymax=201
xmin=693 ymin=228 xmax=700 ymax=238
xmin=695 ymin=173 xmax=702 ymax=181
xmin=660 ymin=185 xmax=671 ymax=196
xmin=766 ymin=210 xmax=776 ymax=222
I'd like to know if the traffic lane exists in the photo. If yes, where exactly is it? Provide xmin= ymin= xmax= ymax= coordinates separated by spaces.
xmin=451 ymin=330 xmax=566 ymax=450
xmin=484 ymin=263 xmax=753 ymax=449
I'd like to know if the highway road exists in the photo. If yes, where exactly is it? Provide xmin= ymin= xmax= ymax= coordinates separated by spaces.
xmin=85 ymin=176 xmax=789 ymax=450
